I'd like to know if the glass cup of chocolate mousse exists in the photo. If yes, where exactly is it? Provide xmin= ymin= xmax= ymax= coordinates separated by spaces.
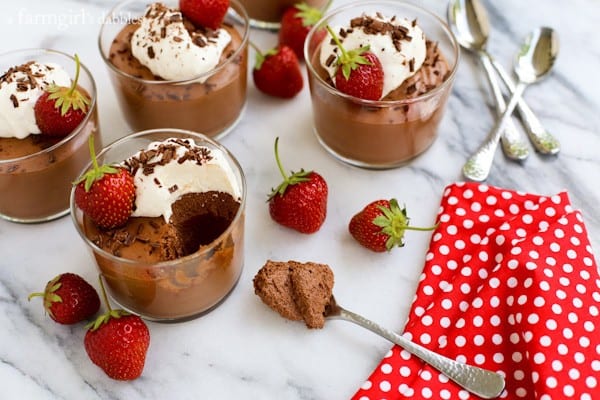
xmin=70 ymin=129 xmax=246 ymax=322
xmin=99 ymin=0 xmax=249 ymax=140
xmin=305 ymin=1 xmax=459 ymax=169
xmin=0 ymin=49 xmax=100 ymax=223
xmin=237 ymin=0 xmax=328 ymax=30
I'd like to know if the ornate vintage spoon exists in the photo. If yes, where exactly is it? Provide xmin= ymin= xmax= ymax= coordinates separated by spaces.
xmin=326 ymin=295 xmax=506 ymax=399
xmin=447 ymin=0 xmax=529 ymax=161
xmin=449 ymin=0 xmax=560 ymax=155
xmin=463 ymin=27 xmax=559 ymax=181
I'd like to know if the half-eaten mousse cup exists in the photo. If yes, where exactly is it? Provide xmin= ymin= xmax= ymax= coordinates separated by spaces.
xmin=70 ymin=129 xmax=246 ymax=321
xmin=237 ymin=0 xmax=328 ymax=30
xmin=0 ymin=49 xmax=100 ymax=223
xmin=99 ymin=0 xmax=249 ymax=139
xmin=305 ymin=1 xmax=459 ymax=169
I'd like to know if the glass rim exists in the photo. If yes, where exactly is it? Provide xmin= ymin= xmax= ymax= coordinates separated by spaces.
xmin=0 ymin=48 xmax=98 ymax=165
xmin=304 ymin=0 xmax=460 ymax=106
xmin=98 ymin=0 xmax=250 ymax=86
xmin=70 ymin=128 xmax=247 ymax=267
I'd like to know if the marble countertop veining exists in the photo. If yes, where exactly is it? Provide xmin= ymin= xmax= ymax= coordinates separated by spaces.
xmin=1 ymin=0 xmax=599 ymax=399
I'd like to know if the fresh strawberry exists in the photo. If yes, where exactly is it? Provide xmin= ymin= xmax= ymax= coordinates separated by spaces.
xmin=74 ymin=136 xmax=135 ymax=229
xmin=279 ymin=1 xmax=329 ymax=60
xmin=326 ymin=26 xmax=384 ymax=100
xmin=180 ymin=0 xmax=229 ymax=30
xmin=34 ymin=54 xmax=90 ymax=137
xmin=349 ymin=199 xmax=436 ymax=252
xmin=268 ymin=137 xmax=327 ymax=233
xmin=252 ymin=44 xmax=303 ymax=98
xmin=28 ymin=273 xmax=100 ymax=325
xmin=84 ymin=278 xmax=150 ymax=381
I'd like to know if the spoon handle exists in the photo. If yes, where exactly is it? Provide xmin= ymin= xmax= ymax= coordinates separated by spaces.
xmin=463 ymin=83 xmax=526 ymax=181
xmin=486 ymin=54 xmax=560 ymax=155
xmin=336 ymin=306 xmax=505 ymax=399
xmin=478 ymin=52 xmax=529 ymax=161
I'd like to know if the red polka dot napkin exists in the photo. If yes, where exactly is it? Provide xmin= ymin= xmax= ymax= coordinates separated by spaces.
xmin=352 ymin=182 xmax=600 ymax=400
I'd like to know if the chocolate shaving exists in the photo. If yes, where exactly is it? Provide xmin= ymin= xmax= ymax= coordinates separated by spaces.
xmin=125 ymin=138 xmax=213 ymax=179
xmin=325 ymin=54 xmax=336 ymax=67
xmin=168 ymin=184 xmax=178 ymax=193
xmin=147 ymin=46 xmax=155 ymax=59
xmin=9 ymin=94 xmax=18 ymax=108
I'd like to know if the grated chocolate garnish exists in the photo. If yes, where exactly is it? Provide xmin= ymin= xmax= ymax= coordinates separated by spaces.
xmin=325 ymin=54 xmax=336 ymax=67
xmin=9 ymin=94 xmax=18 ymax=108
xmin=125 ymin=138 xmax=214 ymax=178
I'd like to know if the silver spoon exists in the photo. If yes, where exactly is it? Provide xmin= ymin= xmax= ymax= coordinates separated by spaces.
xmin=447 ymin=0 xmax=529 ymax=161
xmin=449 ymin=0 xmax=560 ymax=155
xmin=326 ymin=295 xmax=505 ymax=399
xmin=463 ymin=27 xmax=558 ymax=181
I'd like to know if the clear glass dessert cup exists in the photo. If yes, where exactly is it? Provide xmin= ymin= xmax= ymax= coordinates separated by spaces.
xmin=70 ymin=129 xmax=246 ymax=322
xmin=236 ymin=0 xmax=328 ymax=30
xmin=98 ymin=0 xmax=249 ymax=140
xmin=0 ymin=49 xmax=100 ymax=223
xmin=304 ymin=1 xmax=459 ymax=169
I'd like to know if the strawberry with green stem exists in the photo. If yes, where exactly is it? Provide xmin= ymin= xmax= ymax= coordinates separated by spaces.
xmin=28 ymin=273 xmax=100 ymax=325
xmin=325 ymin=25 xmax=384 ymax=100
xmin=84 ymin=276 xmax=150 ymax=381
xmin=35 ymin=54 xmax=90 ymax=137
xmin=349 ymin=198 xmax=437 ymax=252
xmin=279 ymin=0 xmax=332 ymax=60
xmin=268 ymin=137 xmax=327 ymax=233
xmin=74 ymin=135 xmax=136 ymax=229
xmin=251 ymin=42 xmax=303 ymax=98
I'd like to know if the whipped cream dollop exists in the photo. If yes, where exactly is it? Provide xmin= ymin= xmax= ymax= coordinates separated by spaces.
xmin=131 ymin=3 xmax=231 ymax=81
xmin=124 ymin=138 xmax=241 ymax=222
xmin=0 ymin=61 xmax=71 ymax=139
xmin=320 ymin=14 xmax=427 ymax=99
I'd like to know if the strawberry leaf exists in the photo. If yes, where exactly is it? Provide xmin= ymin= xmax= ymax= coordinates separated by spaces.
xmin=46 ymin=54 xmax=90 ymax=116
xmin=251 ymin=42 xmax=278 ymax=70
xmin=268 ymin=137 xmax=311 ymax=200
xmin=295 ymin=3 xmax=323 ymax=27
xmin=73 ymin=135 xmax=119 ymax=191
xmin=325 ymin=26 xmax=372 ymax=81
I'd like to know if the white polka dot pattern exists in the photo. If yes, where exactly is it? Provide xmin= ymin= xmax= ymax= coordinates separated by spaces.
xmin=352 ymin=183 xmax=600 ymax=400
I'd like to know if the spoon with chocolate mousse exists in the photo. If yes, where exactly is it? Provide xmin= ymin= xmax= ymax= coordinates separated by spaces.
xmin=463 ymin=27 xmax=558 ymax=182
xmin=448 ymin=0 xmax=560 ymax=156
xmin=254 ymin=261 xmax=505 ymax=398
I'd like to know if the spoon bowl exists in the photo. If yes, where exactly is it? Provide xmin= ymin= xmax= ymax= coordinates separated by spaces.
xmin=448 ymin=0 xmax=490 ymax=51
xmin=515 ymin=27 xmax=559 ymax=84
xmin=326 ymin=295 xmax=506 ymax=399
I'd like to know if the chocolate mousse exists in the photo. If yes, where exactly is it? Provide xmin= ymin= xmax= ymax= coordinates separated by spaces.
xmin=239 ymin=0 xmax=327 ymax=25
xmin=0 ymin=57 xmax=100 ymax=222
xmin=254 ymin=260 xmax=334 ymax=329
xmin=104 ymin=2 xmax=247 ymax=138
xmin=306 ymin=11 xmax=457 ymax=167
xmin=74 ymin=135 xmax=245 ymax=320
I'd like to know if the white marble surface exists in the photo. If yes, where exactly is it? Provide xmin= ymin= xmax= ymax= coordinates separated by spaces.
xmin=1 ymin=0 xmax=599 ymax=399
